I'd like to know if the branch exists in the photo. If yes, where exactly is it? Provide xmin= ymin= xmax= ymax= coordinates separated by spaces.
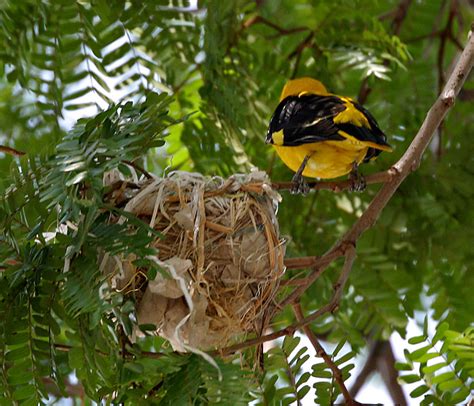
xmin=293 ymin=303 xmax=361 ymax=406
xmin=121 ymin=159 xmax=153 ymax=179
xmin=279 ymin=243 xmax=354 ymax=308
xmin=218 ymin=29 xmax=474 ymax=356
xmin=54 ymin=342 xmax=165 ymax=360
xmin=0 ymin=145 xmax=26 ymax=157
xmin=391 ymin=0 xmax=414 ymax=36
xmin=378 ymin=341 xmax=407 ymax=405
xmin=349 ymin=341 xmax=381 ymax=398
xmin=349 ymin=341 xmax=407 ymax=405
xmin=43 ymin=377 xmax=84 ymax=398
xmin=242 ymin=15 xmax=309 ymax=37
xmin=272 ymin=169 xmax=394 ymax=193
xmin=435 ymin=0 xmax=461 ymax=158
xmin=218 ymin=246 xmax=356 ymax=355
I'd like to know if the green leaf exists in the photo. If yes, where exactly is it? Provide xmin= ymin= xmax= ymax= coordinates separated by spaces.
xmin=408 ymin=335 xmax=427 ymax=345
xmin=12 ymin=385 xmax=36 ymax=401
xmin=438 ymin=379 xmax=462 ymax=392
xmin=431 ymin=371 xmax=456 ymax=384
xmin=395 ymin=362 xmax=412 ymax=371
xmin=5 ymin=346 xmax=31 ymax=361
xmin=422 ymin=362 xmax=447 ymax=374
xmin=399 ymin=374 xmax=421 ymax=384
xmin=312 ymin=369 xmax=332 ymax=379
xmin=333 ymin=339 xmax=346 ymax=356
xmin=410 ymin=385 xmax=430 ymax=398
xmin=297 ymin=385 xmax=310 ymax=399
xmin=124 ymin=362 xmax=145 ymax=374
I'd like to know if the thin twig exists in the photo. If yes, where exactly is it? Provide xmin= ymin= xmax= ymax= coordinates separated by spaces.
xmin=121 ymin=159 xmax=153 ymax=179
xmin=241 ymin=15 xmax=309 ymax=37
xmin=0 ymin=145 xmax=26 ymax=157
xmin=287 ymin=32 xmax=315 ymax=60
xmin=391 ymin=0 xmax=414 ymax=35
xmin=279 ymin=244 xmax=353 ymax=308
xmin=218 ymin=247 xmax=356 ymax=355
xmin=272 ymin=169 xmax=395 ymax=193
xmin=293 ymin=303 xmax=361 ymax=406
xmin=54 ymin=342 xmax=165 ymax=359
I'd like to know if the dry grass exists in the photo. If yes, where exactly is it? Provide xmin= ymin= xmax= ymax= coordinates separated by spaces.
xmin=102 ymin=170 xmax=285 ymax=351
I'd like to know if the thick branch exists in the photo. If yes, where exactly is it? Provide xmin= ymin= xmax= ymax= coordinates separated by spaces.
xmin=349 ymin=341 xmax=381 ymax=398
xmin=378 ymin=341 xmax=407 ymax=405
xmin=218 ymin=30 xmax=474 ymax=356
xmin=293 ymin=303 xmax=361 ymax=406
xmin=295 ymin=28 xmax=474 ymax=299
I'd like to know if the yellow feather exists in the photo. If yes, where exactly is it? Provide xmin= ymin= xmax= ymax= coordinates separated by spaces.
xmin=273 ymin=142 xmax=368 ymax=179
xmin=332 ymin=97 xmax=370 ymax=128
xmin=280 ymin=78 xmax=328 ymax=100
xmin=272 ymin=130 xmax=284 ymax=146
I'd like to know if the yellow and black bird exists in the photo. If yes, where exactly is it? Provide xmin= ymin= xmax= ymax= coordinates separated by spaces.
xmin=266 ymin=77 xmax=392 ymax=193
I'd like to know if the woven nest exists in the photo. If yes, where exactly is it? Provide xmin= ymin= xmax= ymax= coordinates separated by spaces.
xmin=101 ymin=170 xmax=285 ymax=351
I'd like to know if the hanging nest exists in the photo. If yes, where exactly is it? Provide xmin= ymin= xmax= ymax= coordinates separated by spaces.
xmin=101 ymin=170 xmax=285 ymax=351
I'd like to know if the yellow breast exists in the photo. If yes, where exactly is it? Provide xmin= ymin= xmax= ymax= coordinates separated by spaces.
xmin=273 ymin=141 xmax=369 ymax=179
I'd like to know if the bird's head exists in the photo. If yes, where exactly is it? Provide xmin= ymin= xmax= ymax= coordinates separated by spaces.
xmin=279 ymin=77 xmax=328 ymax=101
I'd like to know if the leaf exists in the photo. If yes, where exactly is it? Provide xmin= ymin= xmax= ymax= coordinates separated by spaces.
xmin=438 ymin=379 xmax=462 ymax=392
xmin=124 ymin=362 xmax=145 ymax=374
xmin=408 ymin=335 xmax=427 ymax=345
xmin=395 ymin=362 xmax=412 ymax=371
xmin=297 ymin=385 xmax=310 ymax=399
xmin=12 ymin=385 xmax=36 ymax=401
xmin=410 ymin=385 xmax=430 ymax=398
xmin=422 ymin=362 xmax=447 ymax=374
xmin=65 ymin=171 xmax=88 ymax=186
xmin=399 ymin=374 xmax=421 ymax=384
xmin=431 ymin=371 xmax=456 ymax=384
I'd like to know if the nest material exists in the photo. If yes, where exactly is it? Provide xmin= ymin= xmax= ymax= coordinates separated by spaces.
xmin=102 ymin=170 xmax=285 ymax=351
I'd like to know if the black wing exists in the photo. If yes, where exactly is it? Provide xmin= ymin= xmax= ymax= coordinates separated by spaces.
xmin=266 ymin=95 xmax=346 ymax=146
xmin=266 ymin=94 xmax=391 ymax=162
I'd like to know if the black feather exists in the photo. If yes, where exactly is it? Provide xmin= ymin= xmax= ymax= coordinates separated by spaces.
xmin=267 ymin=94 xmax=390 ymax=157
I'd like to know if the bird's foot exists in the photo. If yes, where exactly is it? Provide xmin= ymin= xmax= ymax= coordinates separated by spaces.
xmin=349 ymin=163 xmax=366 ymax=192
xmin=291 ymin=173 xmax=310 ymax=195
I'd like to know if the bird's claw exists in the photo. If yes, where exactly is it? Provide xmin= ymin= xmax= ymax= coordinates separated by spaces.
xmin=291 ymin=174 xmax=310 ymax=195
xmin=349 ymin=164 xmax=366 ymax=192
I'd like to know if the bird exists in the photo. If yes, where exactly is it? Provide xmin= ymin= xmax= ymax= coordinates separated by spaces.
xmin=265 ymin=77 xmax=392 ymax=193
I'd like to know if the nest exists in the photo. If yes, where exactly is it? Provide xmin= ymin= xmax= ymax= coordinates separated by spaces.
xmin=101 ymin=170 xmax=285 ymax=351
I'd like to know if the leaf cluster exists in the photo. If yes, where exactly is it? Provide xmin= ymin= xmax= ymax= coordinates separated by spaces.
xmin=397 ymin=319 xmax=474 ymax=404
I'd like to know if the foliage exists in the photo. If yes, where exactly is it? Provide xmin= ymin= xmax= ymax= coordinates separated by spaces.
xmin=0 ymin=0 xmax=473 ymax=403
xmin=311 ymin=339 xmax=355 ymax=405
xmin=259 ymin=335 xmax=312 ymax=405
xmin=397 ymin=319 xmax=474 ymax=405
